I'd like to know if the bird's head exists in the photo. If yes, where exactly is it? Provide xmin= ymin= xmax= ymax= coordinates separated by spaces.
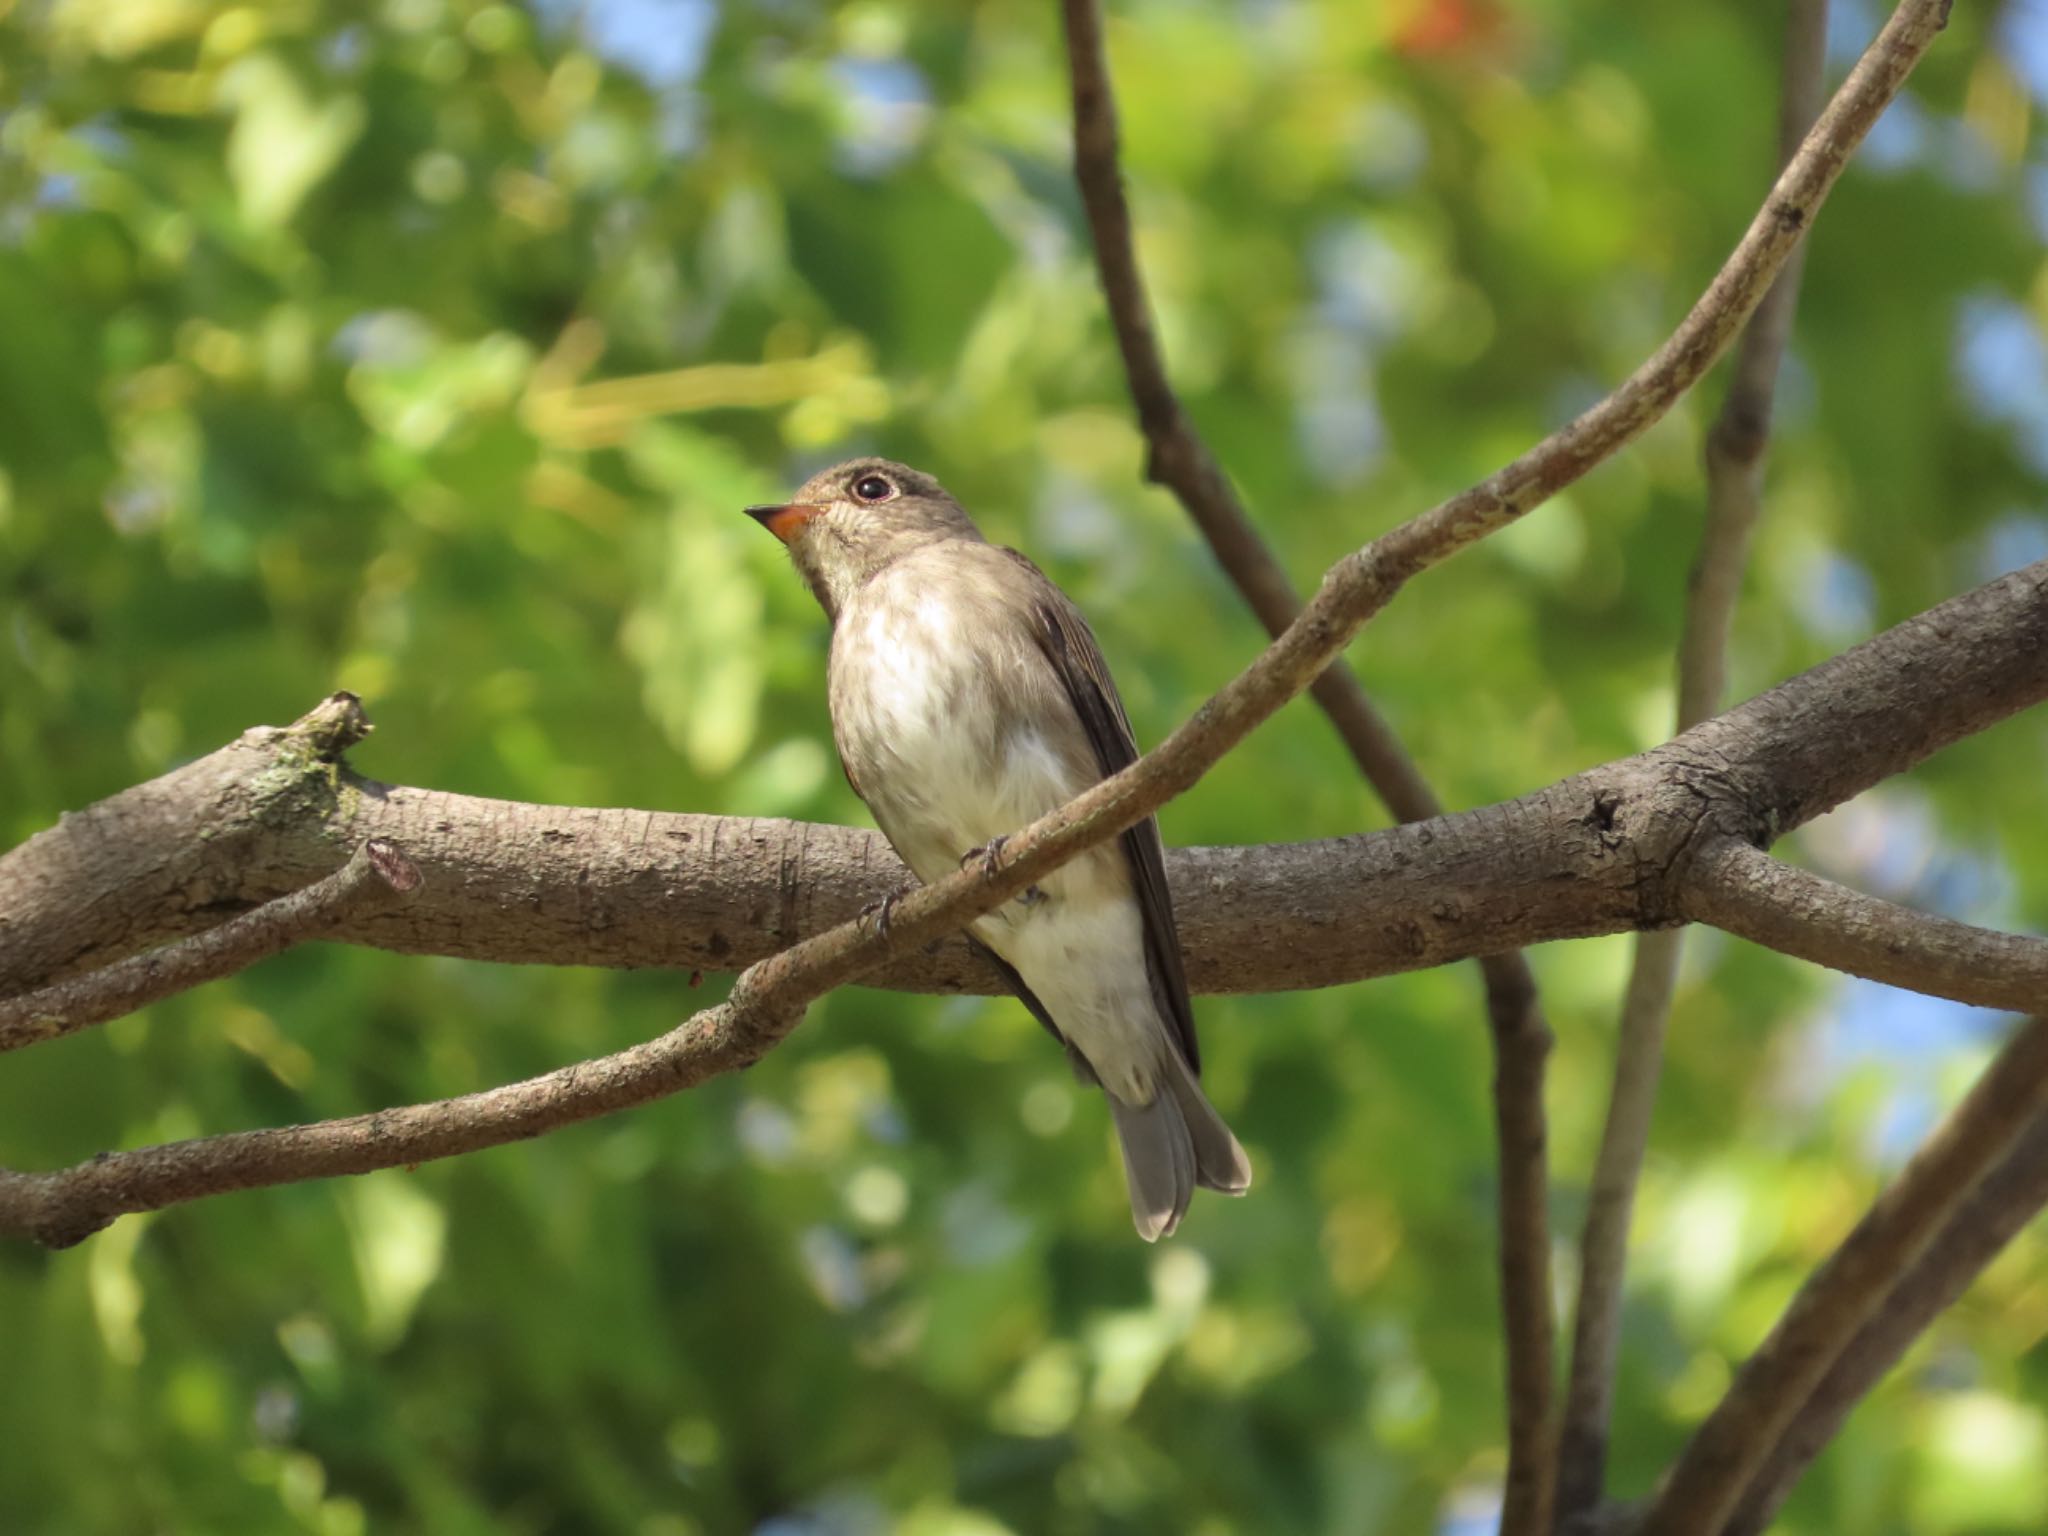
xmin=745 ymin=457 xmax=982 ymax=618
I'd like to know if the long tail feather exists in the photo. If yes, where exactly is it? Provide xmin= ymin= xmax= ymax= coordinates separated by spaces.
xmin=1109 ymin=1090 xmax=1196 ymax=1241
xmin=1107 ymin=1054 xmax=1251 ymax=1240
xmin=1163 ymin=1045 xmax=1252 ymax=1195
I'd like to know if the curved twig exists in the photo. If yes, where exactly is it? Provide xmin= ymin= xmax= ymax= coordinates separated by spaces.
xmin=1056 ymin=0 xmax=1436 ymax=814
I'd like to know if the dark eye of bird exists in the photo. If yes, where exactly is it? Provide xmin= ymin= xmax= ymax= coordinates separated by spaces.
xmin=852 ymin=474 xmax=895 ymax=502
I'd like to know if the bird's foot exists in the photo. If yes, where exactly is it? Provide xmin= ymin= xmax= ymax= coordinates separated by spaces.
xmin=961 ymin=836 xmax=1008 ymax=879
xmin=860 ymin=883 xmax=914 ymax=942
xmin=961 ymin=837 xmax=1045 ymax=907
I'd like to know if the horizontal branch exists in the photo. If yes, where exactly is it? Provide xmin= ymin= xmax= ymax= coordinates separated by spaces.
xmin=1684 ymin=839 xmax=2048 ymax=1013
xmin=8 ymin=561 xmax=2041 ymax=1008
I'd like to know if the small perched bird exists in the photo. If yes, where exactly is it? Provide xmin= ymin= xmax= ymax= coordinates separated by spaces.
xmin=746 ymin=457 xmax=1251 ymax=1239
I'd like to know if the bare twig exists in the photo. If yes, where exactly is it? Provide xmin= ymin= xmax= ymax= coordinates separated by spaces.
xmin=1687 ymin=0 xmax=1834 ymax=720
xmin=1478 ymin=956 xmax=1557 ymax=1532
xmin=1725 ymin=1110 xmax=2048 ymax=1534
xmin=1557 ymin=0 xmax=1833 ymax=1514
xmin=1559 ymin=926 xmax=1687 ymax=1511
xmin=0 ymin=839 xmax=420 ymax=1052
xmin=1683 ymin=839 xmax=2048 ymax=1012
xmin=1058 ymin=1 xmax=1557 ymax=1517
xmin=1056 ymin=0 xmax=1433 ymax=813
xmin=0 ymin=0 xmax=1946 ymax=1246
xmin=1644 ymin=1011 xmax=2048 ymax=1536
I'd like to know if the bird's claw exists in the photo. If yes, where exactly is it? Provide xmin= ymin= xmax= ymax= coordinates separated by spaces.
xmin=961 ymin=837 xmax=1045 ymax=908
xmin=961 ymin=836 xmax=1008 ymax=879
xmin=861 ymin=884 xmax=912 ymax=942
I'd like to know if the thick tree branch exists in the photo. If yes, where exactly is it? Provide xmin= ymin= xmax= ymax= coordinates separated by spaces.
xmin=1643 ymin=1012 xmax=2048 ymax=1536
xmin=1059 ymin=1 xmax=1555 ymax=1519
xmin=0 ymin=0 xmax=1952 ymax=1246
xmin=9 ymin=558 xmax=2036 ymax=1017
xmin=1559 ymin=0 xmax=1832 ymax=1515
xmin=0 ymin=838 xmax=420 ymax=1053
xmin=1683 ymin=839 xmax=2048 ymax=1013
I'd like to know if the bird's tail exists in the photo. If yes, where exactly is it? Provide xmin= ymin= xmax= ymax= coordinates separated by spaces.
xmin=1108 ymin=1049 xmax=1252 ymax=1241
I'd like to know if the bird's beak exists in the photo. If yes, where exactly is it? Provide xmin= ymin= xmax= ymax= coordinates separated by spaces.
xmin=744 ymin=502 xmax=826 ymax=544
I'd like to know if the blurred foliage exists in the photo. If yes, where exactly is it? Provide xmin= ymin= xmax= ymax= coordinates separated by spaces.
xmin=4 ymin=0 xmax=2048 ymax=1532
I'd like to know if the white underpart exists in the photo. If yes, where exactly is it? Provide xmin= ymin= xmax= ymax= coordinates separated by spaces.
xmin=831 ymin=563 xmax=1166 ymax=1104
xmin=991 ymin=886 xmax=1160 ymax=1103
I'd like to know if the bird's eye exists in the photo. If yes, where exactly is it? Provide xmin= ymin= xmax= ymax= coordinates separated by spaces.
xmin=851 ymin=474 xmax=896 ymax=503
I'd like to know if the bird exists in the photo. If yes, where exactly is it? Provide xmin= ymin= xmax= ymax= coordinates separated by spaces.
xmin=745 ymin=456 xmax=1251 ymax=1239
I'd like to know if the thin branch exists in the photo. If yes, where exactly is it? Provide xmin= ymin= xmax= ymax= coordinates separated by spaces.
xmin=0 ymin=838 xmax=420 ymax=1051
xmin=1560 ymin=927 xmax=1686 ymax=1508
xmin=1479 ymin=954 xmax=1557 ymax=1534
xmin=1725 ymin=1109 xmax=2048 ymax=1535
xmin=1059 ymin=1 xmax=1556 ymax=1517
xmin=0 ymin=0 xmax=1947 ymax=1247
xmin=1686 ymin=0 xmax=1834 ymax=726
xmin=1682 ymin=839 xmax=2048 ymax=1013
xmin=1056 ymin=0 xmax=1435 ymax=815
xmin=1558 ymin=0 xmax=1833 ymax=1514
xmin=1642 ymin=1011 xmax=2048 ymax=1536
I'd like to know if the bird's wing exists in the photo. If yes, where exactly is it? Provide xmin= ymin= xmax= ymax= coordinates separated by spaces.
xmin=998 ymin=547 xmax=1202 ymax=1076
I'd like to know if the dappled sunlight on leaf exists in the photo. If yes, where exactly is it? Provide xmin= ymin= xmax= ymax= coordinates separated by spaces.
xmin=88 ymin=1213 xmax=153 ymax=1366
xmin=1910 ymin=1392 xmax=2048 ymax=1532
xmin=220 ymin=54 xmax=364 ymax=230
xmin=341 ymin=1174 xmax=446 ymax=1349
